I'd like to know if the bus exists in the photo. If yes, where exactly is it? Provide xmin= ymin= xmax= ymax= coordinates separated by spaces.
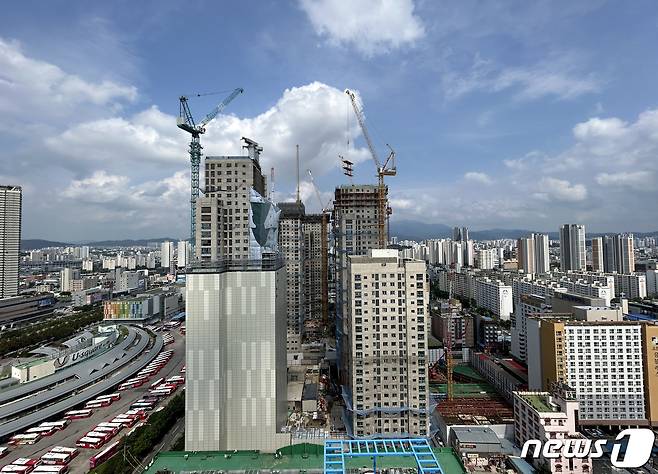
xmin=33 ymin=466 xmax=69 ymax=474
xmin=86 ymin=431 xmax=113 ymax=442
xmin=0 ymin=447 xmax=8 ymax=458
xmin=166 ymin=376 xmax=185 ymax=386
xmin=123 ymin=409 xmax=147 ymax=420
xmin=88 ymin=441 xmax=120 ymax=469
xmin=130 ymin=402 xmax=154 ymax=411
xmin=5 ymin=458 xmax=40 ymax=470
xmin=85 ymin=399 xmax=111 ymax=409
xmin=92 ymin=426 xmax=118 ymax=437
xmin=48 ymin=447 xmax=77 ymax=459
xmin=76 ymin=437 xmax=104 ymax=449
xmin=95 ymin=393 xmax=120 ymax=402
xmin=149 ymin=377 xmax=164 ymax=388
xmin=0 ymin=466 xmax=34 ymax=474
xmin=180 ymin=366 xmax=185 ymax=373
xmin=150 ymin=387 xmax=173 ymax=397
xmin=111 ymin=417 xmax=136 ymax=428
xmin=39 ymin=421 xmax=70 ymax=431
xmin=8 ymin=434 xmax=41 ymax=445
xmin=64 ymin=409 xmax=92 ymax=420
xmin=97 ymin=422 xmax=123 ymax=431
xmin=40 ymin=452 xmax=73 ymax=465
xmin=25 ymin=426 xmax=57 ymax=437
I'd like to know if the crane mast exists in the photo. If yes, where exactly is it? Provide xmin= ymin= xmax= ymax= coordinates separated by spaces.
xmin=177 ymin=88 xmax=244 ymax=252
xmin=345 ymin=89 xmax=396 ymax=248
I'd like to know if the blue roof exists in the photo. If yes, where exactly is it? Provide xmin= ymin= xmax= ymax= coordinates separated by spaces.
xmin=625 ymin=313 xmax=657 ymax=322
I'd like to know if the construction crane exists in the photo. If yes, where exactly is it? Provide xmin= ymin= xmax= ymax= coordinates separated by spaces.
xmin=345 ymin=89 xmax=396 ymax=248
xmin=177 ymin=87 xmax=244 ymax=248
xmin=308 ymin=170 xmax=331 ymax=327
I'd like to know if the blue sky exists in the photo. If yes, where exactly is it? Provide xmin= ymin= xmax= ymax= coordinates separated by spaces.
xmin=1 ymin=0 xmax=657 ymax=240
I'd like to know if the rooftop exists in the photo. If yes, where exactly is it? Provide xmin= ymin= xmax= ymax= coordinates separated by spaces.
xmin=451 ymin=426 xmax=502 ymax=446
xmin=142 ymin=444 xmax=466 ymax=473
xmin=521 ymin=394 xmax=559 ymax=413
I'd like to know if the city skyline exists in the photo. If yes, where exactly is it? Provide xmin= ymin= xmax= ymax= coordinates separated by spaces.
xmin=1 ymin=1 xmax=658 ymax=241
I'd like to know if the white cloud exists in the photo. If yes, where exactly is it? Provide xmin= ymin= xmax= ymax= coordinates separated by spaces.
xmin=442 ymin=53 xmax=601 ymax=101
xmin=464 ymin=171 xmax=492 ymax=184
xmin=0 ymin=37 xmax=136 ymax=126
xmin=298 ymin=0 xmax=425 ymax=56
xmin=533 ymin=177 xmax=587 ymax=202
xmin=596 ymin=171 xmax=655 ymax=188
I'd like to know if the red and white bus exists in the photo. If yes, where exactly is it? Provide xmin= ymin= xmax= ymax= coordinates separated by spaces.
xmin=130 ymin=401 xmax=154 ymax=411
xmin=0 ymin=466 xmax=34 ymax=474
xmin=86 ymin=431 xmax=113 ymax=442
xmin=95 ymin=393 xmax=121 ymax=402
xmin=149 ymin=387 xmax=173 ymax=397
xmin=88 ymin=441 xmax=120 ymax=470
xmin=0 ymin=447 xmax=9 ymax=458
xmin=8 ymin=434 xmax=42 ymax=445
xmin=38 ymin=421 xmax=70 ymax=431
xmin=97 ymin=422 xmax=123 ymax=431
xmin=75 ymin=437 xmax=104 ymax=449
xmin=149 ymin=377 xmax=164 ymax=388
xmin=25 ymin=426 xmax=57 ymax=437
xmin=123 ymin=409 xmax=147 ymax=420
xmin=166 ymin=376 xmax=185 ymax=386
xmin=92 ymin=426 xmax=118 ymax=438
xmin=32 ymin=466 xmax=69 ymax=474
xmin=111 ymin=417 xmax=136 ymax=428
xmin=85 ymin=399 xmax=111 ymax=409
xmin=48 ymin=447 xmax=77 ymax=459
xmin=39 ymin=452 xmax=73 ymax=466
xmin=64 ymin=409 xmax=92 ymax=420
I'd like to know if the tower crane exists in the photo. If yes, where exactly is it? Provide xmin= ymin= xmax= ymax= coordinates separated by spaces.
xmin=308 ymin=170 xmax=331 ymax=327
xmin=177 ymin=88 xmax=244 ymax=249
xmin=345 ymin=89 xmax=396 ymax=248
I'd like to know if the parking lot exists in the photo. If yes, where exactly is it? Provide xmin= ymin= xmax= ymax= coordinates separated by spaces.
xmin=0 ymin=328 xmax=185 ymax=474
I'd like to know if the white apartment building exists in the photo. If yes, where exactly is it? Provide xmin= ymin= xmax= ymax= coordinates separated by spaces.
xmin=475 ymin=277 xmax=513 ymax=319
xmin=0 ymin=185 xmax=21 ymax=298
xmin=511 ymin=294 xmax=551 ymax=362
xmin=160 ymin=241 xmax=174 ymax=269
xmin=60 ymin=268 xmax=80 ymax=292
xmin=177 ymin=240 xmax=189 ymax=268
xmin=344 ymin=249 xmax=429 ymax=438
xmin=646 ymin=269 xmax=658 ymax=297
xmin=514 ymin=385 xmax=592 ymax=473
xmin=477 ymin=248 xmax=496 ymax=270
xmin=591 ymin=237 xmax=604 ymax=272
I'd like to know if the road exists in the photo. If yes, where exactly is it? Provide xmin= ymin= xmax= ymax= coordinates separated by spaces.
xmin=0 ymin=329 xmax=185 ymax=474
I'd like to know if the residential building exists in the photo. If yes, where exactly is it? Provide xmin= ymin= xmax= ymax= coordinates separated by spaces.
xmin=343 ymin=249 xmax=429 ymax=438
xmin=559 ymin=224 xmax=586 ymax=271
xmin=591 ymin=237 xmax=604 ymax=272
xmin=278 ymin=201 xmax=305 ymax=353
xmin=0 ymin=185 xmax=21 ymax=298
xmin=514 ymin=384 xmax=592 ymax=473
xmin=161 ymin=241 xmax=174 ymax=269
xmin=475 ymin=278 xmax=513 ymax=319
xmin=533 ymin=233 xmax=550 ymax=274
xmin=177 ymin=240 xmax=189 ymax=268
xmin=195 ymin=138 xmax=267 ymax=262
xmin=527 ymin=319 xmax=658 ymax=426
xmin=477 ymin=248 xmax=496 ymax=270
xmin=517 ymin=237 xmax=535 ymax=274
xmin=511 ymin=294 xmax=551 ymax=362
xmin=604 ymin=233 xmax=635 ymax=274
xmin=302 ymin=214 xmax=327 ymax=331
xmin=59 ymin=268 xmax=80 ymax=292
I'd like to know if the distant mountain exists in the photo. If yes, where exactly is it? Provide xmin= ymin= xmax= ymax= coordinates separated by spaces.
xmin=22 ymin=239 xmax=72 ymax=250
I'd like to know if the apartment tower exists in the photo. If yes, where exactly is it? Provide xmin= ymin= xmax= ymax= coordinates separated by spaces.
xmin=559 ymin=224 xmax=586 ymax=271
xmin=344 ymin=249 xmax=430 ymax=437
xmin=0 ymin=185 xmax=21 ymax=298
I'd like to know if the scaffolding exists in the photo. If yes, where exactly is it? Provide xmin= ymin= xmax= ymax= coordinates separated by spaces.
xmin=323 ymin=438 xmax=443 ymax=474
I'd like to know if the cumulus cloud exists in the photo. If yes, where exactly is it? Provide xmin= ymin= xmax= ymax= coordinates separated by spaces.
xmin=298 ymin=0 xmax=425 ymax=56
xmin=442 ymin=52 xmax=601 ymax=101
xmin=596 ymin=171 xmax=655 ymax=188
xmin=0 ymin=37 xmax=136 ymax=126
xmin=533 ymin=177 xmax=587 ymax=202
xmin=464 ymin=171 xmax=492 ymax=184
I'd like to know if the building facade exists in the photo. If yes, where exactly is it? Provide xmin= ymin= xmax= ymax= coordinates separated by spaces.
xmin=559 ymin=224 xmax=586 ymax=271
xmin=343 ymin=249 xmax=429 ymax=438
xmin=0 ymin=185 xmax=21 ymax=299
xmin=591 ymin=237 xmax=604 ymax=272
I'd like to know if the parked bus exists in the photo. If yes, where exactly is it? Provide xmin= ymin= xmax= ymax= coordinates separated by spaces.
xmin=0 ymin=447 xmax=8 ymax=458
xmin=48 ymin=447 xmax=77 ymax=459
xmin=130 ymin=402 xmax=154 ymax=411
xmin=149 ymin=377 xmax=164 ymax=388
xmin=149 ymin=388 xmax=173 ymax=397
xmin=88 ymin=441 xmax=120 ymax=470
xmin=166 ymin=376 xmax=185 ymax=386
xmin=97 ymin=422 xmax=123 ymax=431
xmin=76 ymin=437 xmax=104 ymax=449
xmin=40 ymin=452 xmax=73 ymax=465
xmin=38 ymin=421 xmax=70 ymax=431
xmin=8 ymin=434 xmax=41 ymax=445
xmin=95 ymin=393 xmax=120 ymax=402
xmin=33 ymin=466 xmax=69 ymax=474
xmin=111 ymin=417 xmax=136 ymax=428
xmin=25 ymin=426 xmax=57 ymax=437
xmin=85 ymin=399 xmax=111 ymax=409
xmin=92 ymin=426 xmax=118 ymax=437
xmin=64 ymin=409 xmax=92 ymax=420
xmin=86 ymin=431 xmax=113 ymax=442
xmin=0 ymin=465 xmax=34 ymax=474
